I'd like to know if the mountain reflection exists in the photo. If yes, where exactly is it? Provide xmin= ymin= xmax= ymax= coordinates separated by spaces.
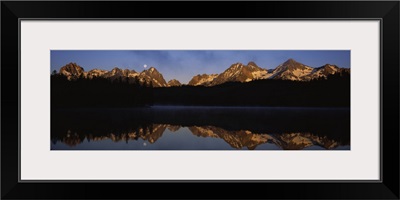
xmin=52 ymin=124 xmax=348 ymax=150
xmin=51 ymin=107 xmax=350 ymax=150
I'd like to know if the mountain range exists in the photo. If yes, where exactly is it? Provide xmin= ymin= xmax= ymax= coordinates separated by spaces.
xmin=59 ymin=63 xmax=168 ymax=87
xmin=57 ymin=58 xmax=350 ymax=87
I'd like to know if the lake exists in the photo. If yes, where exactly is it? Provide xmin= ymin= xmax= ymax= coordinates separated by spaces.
xmin=51 ymin=106 xmax=350 ymax=150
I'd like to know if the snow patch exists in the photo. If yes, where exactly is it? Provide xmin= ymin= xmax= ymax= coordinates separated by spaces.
xmin=193 ymin=74 xmax=218 ymax=86
xmin=251 ymin=70 xmax=269 ymax=79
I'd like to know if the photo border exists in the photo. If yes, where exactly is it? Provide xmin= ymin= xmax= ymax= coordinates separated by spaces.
xmin=2 ymin=1 xmax=399 ymax=199
xmin=20 ymin=19 xmax=377 ymax=182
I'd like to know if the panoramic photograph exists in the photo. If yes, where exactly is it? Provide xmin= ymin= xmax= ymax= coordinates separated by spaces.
xmin=50 ymin=50 xmax=350 ymax=150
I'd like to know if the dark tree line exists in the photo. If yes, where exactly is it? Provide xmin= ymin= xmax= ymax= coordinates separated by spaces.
xmin=51 ymin=75 xmax=153 ymax=108
xmin=153 ymin=72 xmax=350 ymax=107
xmin=51 ymin=71 xmax=350 ymax=108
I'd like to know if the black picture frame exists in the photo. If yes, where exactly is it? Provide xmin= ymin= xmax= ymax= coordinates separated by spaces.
xmin=1 ymin=1 xmax=399 ymax=199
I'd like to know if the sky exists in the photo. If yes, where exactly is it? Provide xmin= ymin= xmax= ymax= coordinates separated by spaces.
xmin=51 ymin=50 xmax=350 ymax=84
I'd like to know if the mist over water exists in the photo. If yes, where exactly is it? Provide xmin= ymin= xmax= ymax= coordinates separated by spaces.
xmin=51 ymin=106 xmax=350 ymax=150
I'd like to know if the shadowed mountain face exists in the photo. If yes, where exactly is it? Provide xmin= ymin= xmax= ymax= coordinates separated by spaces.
xmin=310 ymin=64 xmax=351 ymax=79
xmin=51 ymin=107 xmax=350 ymax=150
xmin=137 ymin=67 xmax=168 ymax=87
xmin=86 ymin=69 xmax=109 ymax=79
xmin=59 ymin=62 xmax=85 ymax=79
xmin=187 ymin=62 xmax=269 ymax=86
xmin=167 ymin=79 xmax=182 ymax=87
xmin=103 ymin=68 xmax=138 ymax=79
xmin=270 ymin=59 xmax=350 ymax=81
xmin=209 ymin=62 xmax=270 ymax=86
xmin=188 ymin=74 xmax=218 ymax=86
xmin=271 ymin=58 xmax=314 ymax=80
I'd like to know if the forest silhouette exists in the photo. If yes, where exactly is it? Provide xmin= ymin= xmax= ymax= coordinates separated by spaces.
xmin=51 ymin=71 xmax=350 ymax=108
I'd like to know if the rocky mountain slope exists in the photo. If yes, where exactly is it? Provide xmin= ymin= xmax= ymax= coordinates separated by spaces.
xmin=188 ymin=59 xmax=350 ymax=85
xmin=57 ymin=62 xmax=167 ymax=87
xmin=270 ymin=58 xmax=314 ymax=81
xmin=270 ymin=59 xmax=350 ymax=81
xmin=210 ymin=61 xmax=270 ymax=86
xmin=188 ymin=74 xmax=218 ymax=86
xmin=57 ymin=59 xmax=350 ymax=87
xmin=59 ymin=63 xmax=85 ymax=80
xmin=167 ymin=79 xmax=182 ymax=87
xmin=137 ymin=67 xmax=168 ymax=87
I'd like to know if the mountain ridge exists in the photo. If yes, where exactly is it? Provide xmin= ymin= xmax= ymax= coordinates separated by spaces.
xmin=58 ymin=63 xmax=168 ymax=87
xmin=189 ymin=59 xmax=350 ymax=85
xmin=56 ymin=59 xmax=350 ymax=87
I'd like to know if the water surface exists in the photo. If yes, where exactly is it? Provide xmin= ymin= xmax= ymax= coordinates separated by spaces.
xmin=51 ymin=106 xmax=350 ymax=150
